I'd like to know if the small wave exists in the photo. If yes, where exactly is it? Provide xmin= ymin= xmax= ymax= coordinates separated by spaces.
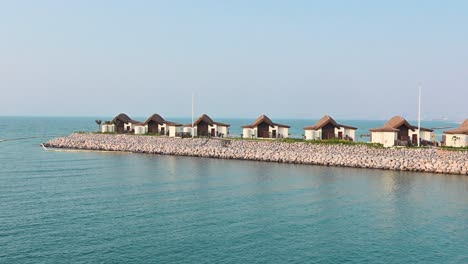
xmin=0 ymin=136 xmax=62 ymax=142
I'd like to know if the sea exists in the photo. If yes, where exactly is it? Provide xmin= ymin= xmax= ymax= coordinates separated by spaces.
xmin=1 ymin=117 xmax=467 ymax=263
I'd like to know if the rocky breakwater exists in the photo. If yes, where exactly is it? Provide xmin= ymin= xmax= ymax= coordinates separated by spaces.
xmin=44 ymin=133 xmax=468 ymax=175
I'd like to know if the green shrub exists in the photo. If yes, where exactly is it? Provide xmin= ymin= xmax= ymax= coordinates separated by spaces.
xmin=439 ymin=146 xmax=468 ymax=151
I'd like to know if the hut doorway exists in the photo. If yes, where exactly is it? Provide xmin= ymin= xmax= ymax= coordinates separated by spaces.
xmin=211 ymin=128 xmax=216 ymax=137
xmin=197 ymin=121 xmax=209 ymax=137
xmin=257 ymin=122 xmax=269 ymax=138
xmin=322 ymin=123 xmax=335 ymax=140
xmin=272 ymin=130 xmax=277 ymax=138
xmin=397 ymin=125 xmax=409 ymax=141
xmin=116 ymin=123 xmax=125 ymax=133
xmin=338 ymin=131 xmax=343 ymax=139
xmin=412 ymin=134 xmax=418 ymax=145
xmin=148 ymin=121 xmax=158 ymax=133
xmin=160 ymin=127 xmax=165 ymax=135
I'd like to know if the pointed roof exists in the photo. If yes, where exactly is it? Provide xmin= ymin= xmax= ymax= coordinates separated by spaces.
xmin=195 ymin=114 xmax=215 ymax=125
xmin=444 ymin=119 xmax=468 ymax=135
xmin=144 ymin=114 xmax=165 ymax=125
xmin=241 ymin=114 xmax=290 ymax=128
xmin=112 ymin=113 xmax=142 ymax=125
xmin=144 ymin=113 xmax=182 ymax=126
xmin=184 ymin=114 xmax=230 ymax=127
xmin=303 ymin=115 xmax=357 ymax=130
xmin=369 ymin=116 xmax=432 ymax=132
xmin=384 ymin=116 xmax=414 ymax=129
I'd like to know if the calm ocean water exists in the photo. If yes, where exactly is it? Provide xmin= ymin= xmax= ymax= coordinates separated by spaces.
xmin=1 ymin=117 xmax=467 ymax=263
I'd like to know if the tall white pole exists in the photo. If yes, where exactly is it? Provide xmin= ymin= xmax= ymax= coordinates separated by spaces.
xmin=192 ymin=92 xmax=194 ymax=138
xmin=418 ymin=87 xmax=421 ymax=147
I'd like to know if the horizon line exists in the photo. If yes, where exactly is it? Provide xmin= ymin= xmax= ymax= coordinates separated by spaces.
xmin=0 ymin=115 xmax=461 ymax=122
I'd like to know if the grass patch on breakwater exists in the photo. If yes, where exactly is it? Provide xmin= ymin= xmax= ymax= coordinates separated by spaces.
xmin=278 ymin=138 xmax=384 ymax=148
xmin=440 ymin=146 xmax=468 ymax=151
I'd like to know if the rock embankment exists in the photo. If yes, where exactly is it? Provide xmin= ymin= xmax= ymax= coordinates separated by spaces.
xmin=44 ymin=133 xmax=468 ymax=175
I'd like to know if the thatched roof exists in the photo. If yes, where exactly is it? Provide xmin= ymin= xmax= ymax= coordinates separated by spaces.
xmin=144 ymin=114 xmax=165 ymax=125
xmin=370 ymin=116 xmax=412 ymax=132
xmin=112 ymin=113 xmax=132 ymax=123
xmin=112 ymin=113 xmax=142 ymax=125
xmin=304 ymin=115 xmax=357 ymax=130
xmin=242 ymin=114 xmax=290 ymax=128
xmin=184 ymin=114 xmax=230 ymax=127
xmin=385 ymin=116 xmax=414 ymax=129
xmin=195 ymin=114 xmax=214 ymax=125
xmin=369 ymin=116 xmax=433 ymax=132
xmin=143 ymin=114 xmax=182 ymax=126
xmin=444 ymin=119 xmax=468 ymax=135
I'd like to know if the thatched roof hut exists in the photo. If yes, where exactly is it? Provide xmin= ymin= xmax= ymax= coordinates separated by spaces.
xmin=184 ymin=114 xmax=230 ymax=137
xmin=144 ymin=114 xmax=182 ymax=126
xmin=303 ymin=115 xmax=356 ymax=130
xmin=369 ymin=116 xmax=433 ymax=132
xmin=241 ymin=114 xmax=289 ymax=129
xmin=444 ymin=119 xmax=468 ymax=135
xmin=184 ymin=114 xmax=230 ymax=128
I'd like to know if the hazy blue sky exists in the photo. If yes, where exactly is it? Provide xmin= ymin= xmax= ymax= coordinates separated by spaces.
xmin=1 ymin=1 xmax=467 ymax=120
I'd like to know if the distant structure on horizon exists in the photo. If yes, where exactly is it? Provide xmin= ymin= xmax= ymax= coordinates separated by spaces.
xmin=431 ymin=117 xmax=449 ymax=122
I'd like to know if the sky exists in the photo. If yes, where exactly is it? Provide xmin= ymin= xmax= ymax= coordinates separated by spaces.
xmin=0 ymin=1 xmax=467 ymax=120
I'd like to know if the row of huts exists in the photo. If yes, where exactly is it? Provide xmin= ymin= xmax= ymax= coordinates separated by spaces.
xmin=101 ymin=113 xmax=358 ymax=140
xmin=101 ymin=113 xmax=468 ymax=147
xmin=102 ymin=113 xmax=230 ymax=138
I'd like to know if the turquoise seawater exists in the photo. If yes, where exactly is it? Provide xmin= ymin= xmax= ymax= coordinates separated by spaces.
xmin=1 ymin=117 xmax=467 ymax=263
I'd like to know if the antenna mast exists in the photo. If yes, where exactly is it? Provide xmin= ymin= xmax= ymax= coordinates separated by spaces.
xmin=192 ymin=92 xmax=194 ymax=139
xmin=418 ymin=87 xmax=421 ymax=147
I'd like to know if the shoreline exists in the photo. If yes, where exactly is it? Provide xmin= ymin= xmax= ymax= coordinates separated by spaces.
xmin=44 ymin=133 xmax=468 ymax=175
